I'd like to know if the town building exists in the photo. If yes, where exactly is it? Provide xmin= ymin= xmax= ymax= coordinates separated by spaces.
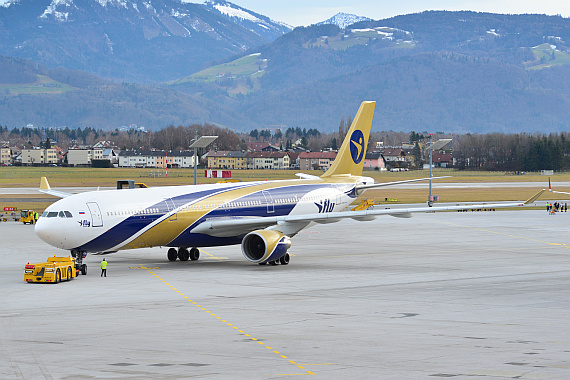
xmin=299 ymin=152 xmax=337 ymax=171
xmin=102 ymin=148 xmax=119 ymax=166
xmin=431 ymin=152 xmax=453 ymax=168
xmin=21 ymin=148 xmax=58 ymax=165
xmin=118 ymin=150 xmax=196 ymax=168
xmin=381 ymin=148 xmax=406 ymax=163
xmin=67 ymin=148 xmax=103 ymax=166
xmin=206 ymin=151 xmax=247 ymax=169
xmin=363 ymin=152 xmax=386 ymax=170
xmin=287 ymin=152 xmax=300 ymax=169
xmin=246 ymin=142 xmax=279 ymax=152
xmin=245 ymin=152 xmax=290 ymax=169
xmin=1 ymin=145 xmax=11 ymax=165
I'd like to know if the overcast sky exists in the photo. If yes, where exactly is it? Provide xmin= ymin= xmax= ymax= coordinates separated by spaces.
xmin=234 ymin=0 xmax=570 ymax=26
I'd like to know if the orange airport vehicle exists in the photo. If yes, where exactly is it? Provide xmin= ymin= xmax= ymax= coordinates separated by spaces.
xmin=24 ymin=256 xmax=78 ymax=283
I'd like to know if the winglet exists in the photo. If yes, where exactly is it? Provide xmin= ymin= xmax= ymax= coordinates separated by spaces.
xmin=40 ymin=177 xmax=51 ymax=190
xmin=524 ymin=189 xmax=546 ymax=205
xmin=547 ymin=179 xmax=570 ymax=195
xmin=549 ymin=177 xmax=552 ymax=191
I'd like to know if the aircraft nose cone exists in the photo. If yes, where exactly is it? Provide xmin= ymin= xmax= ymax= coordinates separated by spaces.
xmin=35 ymin=218 xmax=61 ymax=248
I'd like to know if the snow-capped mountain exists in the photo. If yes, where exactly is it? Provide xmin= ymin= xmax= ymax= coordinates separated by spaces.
xmin=0 ymin=0 xmax=289 ymax=82
xmin=204 ymin=1 xmax=291 ymax=41
xmin=317 ymin=12 xmax=371 ymax=29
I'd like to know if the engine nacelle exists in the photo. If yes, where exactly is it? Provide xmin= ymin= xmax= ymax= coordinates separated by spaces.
xmin=241 ymin=230 xmax=291 ymax=264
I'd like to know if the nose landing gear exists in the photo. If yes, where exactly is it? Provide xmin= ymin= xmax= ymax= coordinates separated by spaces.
xmin=71 ymin=250 xmax=87 ymax=275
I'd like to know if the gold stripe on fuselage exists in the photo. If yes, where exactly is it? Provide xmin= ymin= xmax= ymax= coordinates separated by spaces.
xmin=118 ymin=177 xmax=357 ymax=250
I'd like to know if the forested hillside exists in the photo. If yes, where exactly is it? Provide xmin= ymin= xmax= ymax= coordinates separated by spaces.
xmin=172 ymin=11 xmax=570 ymax=133
xmin=0 ymin=56 xmax=261 ymax=130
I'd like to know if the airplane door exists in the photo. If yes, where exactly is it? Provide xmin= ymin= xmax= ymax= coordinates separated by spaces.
xmin=86 ymin=202 xmax=103 ymax=227
xmin=164 ymin=198 xmax=177 ymax=221
xmin=332 ymin=185 xmax=341 ymax=210
xmin=262 ymin=190 xmax=274 ymax=213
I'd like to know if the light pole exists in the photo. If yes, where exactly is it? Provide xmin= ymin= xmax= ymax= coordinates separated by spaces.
xmin=189 ymin=134 xmax=218 ymax=185
xmin=426 ymin=136 xmax=452 ymax=206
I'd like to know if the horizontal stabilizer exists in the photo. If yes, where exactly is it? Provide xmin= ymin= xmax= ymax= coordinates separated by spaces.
xmin=296 ymin=173 xmax=321 ymax=180
xmin=39 ymin=177 xmax=72 ymax=198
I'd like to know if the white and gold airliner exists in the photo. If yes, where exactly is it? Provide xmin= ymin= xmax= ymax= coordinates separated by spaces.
xmin=35 ymin=102 xmax=542 ymax=273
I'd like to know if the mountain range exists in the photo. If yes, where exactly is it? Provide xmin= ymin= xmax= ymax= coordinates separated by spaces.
xmin=1 ymin=1 xmax=570 ymax=134
xmin=0 ymin=0 xmax=290 ymax=82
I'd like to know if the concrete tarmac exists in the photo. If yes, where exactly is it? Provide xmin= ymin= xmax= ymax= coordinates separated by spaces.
xmin=1 ymin=209 xmax=569 ymax=379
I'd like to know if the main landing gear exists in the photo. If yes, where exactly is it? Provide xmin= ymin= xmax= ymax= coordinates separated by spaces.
xmin=259 ymin=253 xmax=290 ymax=266
xmin=168 ymin=247 xmax=200 ymax=262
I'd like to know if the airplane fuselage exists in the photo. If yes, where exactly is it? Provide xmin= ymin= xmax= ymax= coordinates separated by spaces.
xmin=35 ymin=177 xmax=374 ymax=253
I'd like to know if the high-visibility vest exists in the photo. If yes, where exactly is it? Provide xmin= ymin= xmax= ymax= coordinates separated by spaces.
xmin=100 ymin=261 xmax=107 ymax=269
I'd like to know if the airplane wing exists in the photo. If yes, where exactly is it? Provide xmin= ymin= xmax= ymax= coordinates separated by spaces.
xmin=354 ymin=176 xmax=450 ymax=194
xmin=39 ymin=177 xmax=72 ymax=198
xmin=193 ymin=189 xmax=545 ymax=237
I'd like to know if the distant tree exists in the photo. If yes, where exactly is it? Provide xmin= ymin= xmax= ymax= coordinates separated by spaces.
xmin=250 ymin=129 xmax=259 ymax=140
xmin=331 ymin=137 xmax=338 ymax=150
xmin=285 ymin=128 xmax=295 ymax=138
xmin=413 ymin=142 xmax=422 ymax=167
xmin=338 ymin=117 xmax=346 ymax=141
xmin=259 ymin=130 xmax=271 ymax=140
xmin=45 ymin=137 xmax=51 ymax=149
xmin=274 ymin=129 xmax=283 ymax=139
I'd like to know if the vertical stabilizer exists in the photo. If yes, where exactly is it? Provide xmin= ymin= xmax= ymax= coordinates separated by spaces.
xmin=321 ymin=101 xmax=376 ymax=178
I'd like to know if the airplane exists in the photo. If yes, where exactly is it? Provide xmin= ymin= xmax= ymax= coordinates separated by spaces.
xmin=35 ymin=101 xmax=544 ymax=274
xmin=549 ymin=178 xmax=570 ymax=195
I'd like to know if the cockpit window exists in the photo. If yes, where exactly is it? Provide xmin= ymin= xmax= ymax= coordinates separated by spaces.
xmin=59 ymin=211 xmax=66 ymax=218
xmin=64 ymin=211 xmax=72 ymax=218
xmin=47 ymin=212 xmax=58 ymax=218
xmin=42 ymin=211 xmax=48 ymax=217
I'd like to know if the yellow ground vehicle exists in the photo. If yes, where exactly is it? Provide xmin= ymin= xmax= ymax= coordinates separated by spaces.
xmin=24 ymin=256 xmax=78 ymax=283
xmin=351 ymin=199 xmax=376 ymax=211
xmin=21 ymin=210 xmax=38 ymax=224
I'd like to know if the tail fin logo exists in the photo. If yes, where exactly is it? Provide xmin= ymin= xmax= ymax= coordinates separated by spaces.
xmin=349 ymin=130 xmax=365 ymax=164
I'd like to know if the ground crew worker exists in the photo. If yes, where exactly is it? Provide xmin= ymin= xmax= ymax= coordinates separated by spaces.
xmin=100 ymin=258 xmax=107 ymax=277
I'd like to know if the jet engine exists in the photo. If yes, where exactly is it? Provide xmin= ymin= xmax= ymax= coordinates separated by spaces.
xmin=241 ymin=230 xmax=291 ymax=264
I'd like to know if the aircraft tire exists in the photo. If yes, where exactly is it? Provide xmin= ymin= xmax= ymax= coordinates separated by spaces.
xmin=190 ymin=247 xmax=200 ymax=261
xmin=167 ymin=248 xmax=178 ymax=261
xmin=81 ymin=264 xmax=87 ymax=275
xmin=269 ymin=260 xmax=278 ymax=266
xmin=178 ymin=247 xmax=190 ymax=261
xmin=279 ymin=253 xmax=290 ymax=265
